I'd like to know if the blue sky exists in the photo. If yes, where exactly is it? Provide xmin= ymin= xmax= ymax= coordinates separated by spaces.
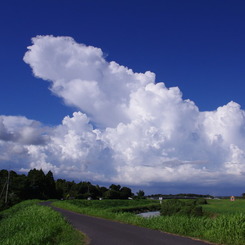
xmin=1 ymin=0 xmax=245 ymax=124
xmin=1 ymin=0 xmax=245 ymax=195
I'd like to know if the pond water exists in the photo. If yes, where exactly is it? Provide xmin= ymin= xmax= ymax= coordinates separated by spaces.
xmin=137 ymin=211 xmax=160 ymax=218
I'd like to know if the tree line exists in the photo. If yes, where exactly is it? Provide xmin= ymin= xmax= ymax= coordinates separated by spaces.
xmin=148 ymin=193 xmax=214 ymax=199
xmin=0 ymin=169 xmax=136 ymax=210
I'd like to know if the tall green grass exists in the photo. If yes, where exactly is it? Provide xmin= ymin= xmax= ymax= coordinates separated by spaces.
xmin=0 ymin=200 xmax=85 ymax=245
xmin=53 ymin=199 xmax=245 ymax=245
xmin=60 ymin=199 xmax=160 ymax=213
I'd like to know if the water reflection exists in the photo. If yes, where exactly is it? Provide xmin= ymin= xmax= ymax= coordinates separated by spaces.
xmin=137 ymin=211 xmax=160 ymax=218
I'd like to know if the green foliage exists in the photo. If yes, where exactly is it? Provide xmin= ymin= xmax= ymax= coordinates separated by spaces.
xmin=109 ymin=184 xmax=121 ymax=192
xmin=103 ymin=185 xmax=133 ymax=199
xmin=0 ymin=200 xmax=85 ymax=245
xmin=103 ymin=189 xmax=120 ymax=199
xmin=202 ymin=199 xmax=245 ymax=215
xmin=53 ymin=199 xmax=159 ymax=216
xmin=0 ymin=170 xmax=27 ymax=210
xmin=0 ymin=168 xmax=134 ymax=211
xmin=195 ymin=198 xmax=207 ymax=205
xmin=26 ymin=169 xmax=46 ymax=199
xmin=120 ymin=187 xmax=133 ymax=199
xmin=0 ymin=169 xmax=58 ymax=210
xmin=160 ymin=199 xmax=182 ymax=215
xmin=53 ymin=199 xmax=245 ymax=245
xmin=135 ymin=190 xmax=145 ymax=199
xmin=160 ymin=199 xmax=203 ymax=217
xmin=45 ymin=171 xmax=57 ymax=199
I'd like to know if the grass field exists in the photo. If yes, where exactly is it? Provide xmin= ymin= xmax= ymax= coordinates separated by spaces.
xmin=53 ymin=198 xmax=245 ymax=245
xmin=58 ymin=199 xmax=160 ymax=212
xmin=0 ymin=200 xmax=86 ymax=245
xmin=203 ymin=198 xmax=245 ymax=215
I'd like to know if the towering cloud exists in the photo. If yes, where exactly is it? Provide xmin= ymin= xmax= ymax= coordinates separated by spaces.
xmin=1 ymin=35 xmax=245 ymax=189
xmin=24 ymin=36 xmax=155 ymax=128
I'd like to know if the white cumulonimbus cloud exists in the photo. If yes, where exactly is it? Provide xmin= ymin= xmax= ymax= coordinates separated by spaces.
xmin=1 ymin=35 xmax=245 ymax=188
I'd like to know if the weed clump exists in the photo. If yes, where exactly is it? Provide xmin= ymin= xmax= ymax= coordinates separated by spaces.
xmin=160 ymin=199 xmax=203 ymax=217
xmin=195 ymin=198 xmax=207 ymax=205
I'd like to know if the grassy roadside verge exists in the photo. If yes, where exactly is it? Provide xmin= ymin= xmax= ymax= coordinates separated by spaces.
xmin=0 ymin=200 xmax=86 ymax=245
xmin=53 ymin=199 xmax=245 ymax=245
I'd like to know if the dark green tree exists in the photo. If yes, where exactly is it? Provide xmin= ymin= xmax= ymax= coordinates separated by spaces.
xmin=56 ymin=179 xmax=67 ymax=199
xmin=109 ymin=184 xmax=121 ymax=192
xmin=136 ymin=190 xmax=145 ymax=199
xmin=103 ymin=189 xmax=120 ymax=199
xmin=120 ymin=187 xmax=133 ymax=199
xmin=26 ymin=169 xmax=46 ymax=199
xmin=45 ymin=171 xmax=57 ymax=199
xmin=99 ymin=186 xmax=108 ymax=197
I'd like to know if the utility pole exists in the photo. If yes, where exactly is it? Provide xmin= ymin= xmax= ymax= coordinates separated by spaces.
xmin=0 ymin=181 xmax=7 ymax=200
xmin=5 ymin=170 xmax=10 ymax=204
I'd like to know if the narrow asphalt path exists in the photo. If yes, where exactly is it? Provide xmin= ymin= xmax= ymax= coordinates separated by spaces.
xmin=40 ymin=202 xmax=211 ymax=245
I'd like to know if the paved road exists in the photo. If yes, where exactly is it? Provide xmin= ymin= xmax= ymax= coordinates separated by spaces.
xmin=41 ymin=202 xmax=211 ymax=245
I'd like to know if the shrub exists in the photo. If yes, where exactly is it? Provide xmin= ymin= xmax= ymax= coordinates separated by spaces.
xmin=195 ymin=198 xmax=207 ymax=205
xmin=160 ymin=199 xmax=183 ymax=216
xmin=160 ymin=199 xmax=203 ymax=217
